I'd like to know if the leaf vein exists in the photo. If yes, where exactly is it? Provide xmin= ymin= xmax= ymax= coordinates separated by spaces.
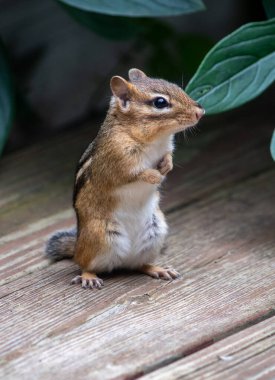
xmin=193 ymin=52 xmax=275 ymax=103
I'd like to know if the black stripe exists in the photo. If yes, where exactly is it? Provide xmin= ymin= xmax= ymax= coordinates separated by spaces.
xmin=73 ymin=171 xmax=88 ymax=206
xmin=73 ymin=139 xmax=98 ymax=205
xmin=76 ymin=141 xmax=96 ymax=173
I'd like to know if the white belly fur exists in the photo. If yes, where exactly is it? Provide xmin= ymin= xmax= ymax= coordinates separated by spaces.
xmin=89 ymin=134 xmax=173 ymax=273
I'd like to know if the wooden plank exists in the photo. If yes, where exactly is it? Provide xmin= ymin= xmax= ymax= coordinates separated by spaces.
xmin=1 ymin=170 xmax=274 ymax=380
xmin=0 ymin=124 xmax=97 ymax=237
xmin=0 ymin=117 xmax=273 ymax=286
xmin=141 ymin=316 xmax=275 ymax=379
xmin=0 ymin=210 xmax=74 ymax=286
xmin=164 ymin=119 xmax=273 ymax=211
xmin=0 ymin=117 xmax=272 ymax=237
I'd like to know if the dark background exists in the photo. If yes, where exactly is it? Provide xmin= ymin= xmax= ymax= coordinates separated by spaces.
xmin=0 ymin=0 xmax=268 ymax=154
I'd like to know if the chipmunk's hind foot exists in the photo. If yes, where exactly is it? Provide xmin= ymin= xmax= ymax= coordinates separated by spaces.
xmin=71 ymin=272 xmax=104 ymax=289
xmin=140 ymin=264 xmax=180 ymax=281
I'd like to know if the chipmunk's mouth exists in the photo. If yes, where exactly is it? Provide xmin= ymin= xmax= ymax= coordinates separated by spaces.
xmin=174 ymin=110 xmax=205 ymax=133
xmin=177 ymin=121 xmax=200 ymax=132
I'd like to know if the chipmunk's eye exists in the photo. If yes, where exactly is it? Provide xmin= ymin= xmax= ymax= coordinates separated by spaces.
xmin=153 ymin=97 xmax=169 ymax=109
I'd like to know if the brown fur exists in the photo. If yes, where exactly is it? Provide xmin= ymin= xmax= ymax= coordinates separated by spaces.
xmin=47 ymin=68 xmax=204 ymax=287
xmin=73 ymin=69 xmax=203 ymax=272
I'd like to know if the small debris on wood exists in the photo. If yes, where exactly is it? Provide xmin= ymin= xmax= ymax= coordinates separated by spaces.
xmin=218 ymin=354 xmax=234 ymax=361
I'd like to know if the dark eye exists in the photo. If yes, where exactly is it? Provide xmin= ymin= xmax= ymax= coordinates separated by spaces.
xmin=153 ymin=97 xmax=169 ymax=109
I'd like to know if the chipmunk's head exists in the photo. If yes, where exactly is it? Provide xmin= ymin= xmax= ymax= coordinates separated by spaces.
xmin=110 ymin=68 xmax=204 ymax=143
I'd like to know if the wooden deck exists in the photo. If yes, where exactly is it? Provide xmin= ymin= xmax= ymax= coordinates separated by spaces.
xmin=0 ymin=108 xmax=275 ymax=379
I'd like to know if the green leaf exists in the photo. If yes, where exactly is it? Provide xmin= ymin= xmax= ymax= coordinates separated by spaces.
xmin=271 ymin=129 xmax=275 ymax=161
xmin=0 ymin=40 xmax=14 ymax=155
xmin=263 ymin=0 xmax=275 ymax=19
xmin=61 ymin=4 xmax=143 ymax=39
xmin=58 ymin=0 xmax=205 ymax=17
xmin=186 ymin=19 xmax=275 ymax=114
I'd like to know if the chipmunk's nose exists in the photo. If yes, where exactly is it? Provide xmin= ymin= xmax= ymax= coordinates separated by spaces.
xmin=194 ymin=102 xmax=205 ymax=121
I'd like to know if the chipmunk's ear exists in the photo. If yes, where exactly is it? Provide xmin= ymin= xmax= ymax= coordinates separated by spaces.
xmin=128 ymin=68 xmax=147 ymax=81
xmin=110 ymin=76 xmax=133 ymax=106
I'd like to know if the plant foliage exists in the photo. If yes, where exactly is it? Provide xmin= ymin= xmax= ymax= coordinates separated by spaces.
xmin=58 ymin=0 xmax=205 ymax=17
xmin=271 ymin=130 xmax=275 ymax=161
xmin=0 ymin=0 xmax=274 ymax=159
xmin=186 ymin=19 xmax=275 ymax=114
xmin=0 ymin=41 xmax=14 ymax=155
xmin=61 ymin=4 xmax=142 ymax=40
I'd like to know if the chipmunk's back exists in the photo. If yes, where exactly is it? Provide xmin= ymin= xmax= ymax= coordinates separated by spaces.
xmin=46 ymin=68 xmax=204 ymax=288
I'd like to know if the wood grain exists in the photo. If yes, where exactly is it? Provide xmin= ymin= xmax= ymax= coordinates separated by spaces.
xmin=0 ymin=117 xmax=273 ymax=286
xmin=0 ymin=210 xmax=75 ymax=285
xmin=141 ymin=316 xmax=275 ymax=379
xmin=1 ymin=118 xmax=273 ymax=237
xmin=1 ymin=112 xmax=274 ymax=379
xmin=1 ymin=170 xmax=274 ymax=380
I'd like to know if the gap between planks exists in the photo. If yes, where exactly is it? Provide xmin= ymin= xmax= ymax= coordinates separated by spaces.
xmin=139 ymin=316 xmax=275 ymax=380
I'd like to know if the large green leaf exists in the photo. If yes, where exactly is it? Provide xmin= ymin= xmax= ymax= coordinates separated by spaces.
xmin=186 ymin=19 xmax=275 ymax=114
xmin=61 ymin=4 xmax=142 ymax=39
xmin=271 ymin=129 xmax=275 ymax=161
xmin=0 ymin=41 xmax=14 ymax=155
xmin=58 ymin=0 xmax=205 ymax=17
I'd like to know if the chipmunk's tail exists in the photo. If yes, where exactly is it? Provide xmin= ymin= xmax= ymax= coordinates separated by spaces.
xmin=45 ymin=228 xmax=76 ymax=261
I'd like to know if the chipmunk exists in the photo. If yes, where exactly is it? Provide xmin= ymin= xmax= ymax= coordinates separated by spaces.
xmin=45 ymin=68 xmax=204 ymax=289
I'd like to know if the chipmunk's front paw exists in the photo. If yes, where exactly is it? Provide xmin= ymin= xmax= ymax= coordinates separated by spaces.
xmin=158 ymin=153 xmax=173 ymax=176
xmin=140 ymin=264 xmax=180 ymax=281
xmin=147 ymin=172 xmax=163 ymax=184
xmin=139 ymin=169 xmax=163 ymax=185
xmin=71 ymin=272 xmax=104 ymax=289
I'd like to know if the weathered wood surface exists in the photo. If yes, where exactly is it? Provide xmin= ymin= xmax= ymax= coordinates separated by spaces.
xmin=0 ymin=113 xmax=275 ymax=379
xmin=0 ymin=115 xmax=273 ymax=286
xmin=1 ymin=116 xmax=273 ymax=236
xmin=142 ymin=316 xmax=275 ymax=379
xmin=0 ymin=124 xmax=97 ymax=236
xmin=1 ymin=171 xmax=274 ymax=379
